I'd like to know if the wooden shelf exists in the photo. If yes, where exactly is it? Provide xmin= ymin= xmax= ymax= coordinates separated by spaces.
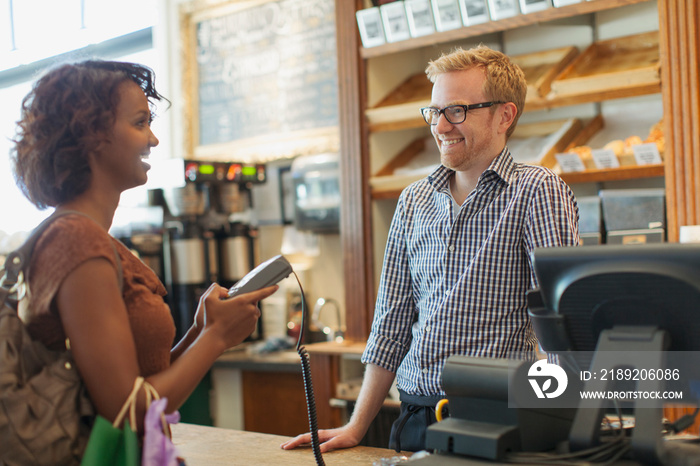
xmin=367 ymin=80 xmax=661 ymax=133
xmin=362 ymin=3 xmax=663 ymax=192
xmin=548 ymin=31 xmax=660 ymax=97
xmin=526 ymin=81 xmax=661 ymax=111
xmin=559 ymin=163 xmax=664 ymax=184
xmin=370 ymin=164 xmax=665 ymax=199
xmin=367 ymin=28 xmax=661 ymax=134
xmin=360 ymin=0 xmax=653 ymax=59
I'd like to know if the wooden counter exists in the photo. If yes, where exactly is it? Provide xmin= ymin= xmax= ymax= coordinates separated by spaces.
xmin=212 ymin=347 xmax=310 ymax=436
xmin=215 ymin=346 xmax=303 ymax=373
xmin=172 ymin=422 xmax=408 ymax=465
xmin=170 ymin=422 xmax=661 ymax=465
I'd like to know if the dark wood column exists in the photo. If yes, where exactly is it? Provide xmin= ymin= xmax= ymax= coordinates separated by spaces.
xmin=336 ymin=0 xmax=374 ymax=340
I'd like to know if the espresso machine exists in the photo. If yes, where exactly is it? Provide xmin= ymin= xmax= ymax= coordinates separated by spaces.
xmin=162 ymin=160 xmax=266 ymax=340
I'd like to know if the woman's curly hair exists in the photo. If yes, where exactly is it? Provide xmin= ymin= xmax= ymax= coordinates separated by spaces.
xmin=11 ymin=60 xmax=168 ymax=209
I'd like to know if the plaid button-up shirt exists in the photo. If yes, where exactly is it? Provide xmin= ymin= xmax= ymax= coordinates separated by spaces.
xmin=362 ymin=147 xmax=580 ymax=396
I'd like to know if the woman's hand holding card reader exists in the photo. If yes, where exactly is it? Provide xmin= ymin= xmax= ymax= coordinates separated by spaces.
xmin=227 ymin=255 xmax=293 ymax=298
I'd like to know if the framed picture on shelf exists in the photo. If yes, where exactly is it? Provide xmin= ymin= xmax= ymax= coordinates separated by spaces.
xmin=487 ymin=0 xmax=519 ymax=20
xmin=405 ymin=0 xmax=437 ymax=37
xmin=356 ymin=7 xmax=387 ymax=48
xmin=552 ymin=0 xmax=581 ymax=6
xmin=459 ymin=0 xmax=490 ymax=25
xmin=518 ymin=0 xmax=550 ymax=14
xmin=431 ymin=0 xmax=463 ymax=32
xmin=380 ymin=1 xmax=411 ymax=42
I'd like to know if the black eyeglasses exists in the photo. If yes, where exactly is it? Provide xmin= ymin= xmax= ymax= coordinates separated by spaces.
xmin=420 ymin=102 xmax=506 ymax=125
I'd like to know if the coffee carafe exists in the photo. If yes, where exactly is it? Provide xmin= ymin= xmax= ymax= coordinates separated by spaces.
xmin=219 ymin=222 xmax=256 ymax=289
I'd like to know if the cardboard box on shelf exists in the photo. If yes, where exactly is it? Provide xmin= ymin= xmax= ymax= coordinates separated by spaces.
xmin=380 ymin=1 xmax=411 ymax=43
xmin=356 ymin=7 xmax=387 ymax=48
xmin=405 ymin=0 xmax=437 ymax=37
xmin=552 ymin=0 xmax=581 ymax=6
xmin=518 ymin=0 xmax=551 ymax=15
xmin=487 ymin=0 xmax=519 ymax=20
xmin=432 ymin=0 xmax=464 ymax=32
xmin=459 ymin=0 xmax=490 ymax=25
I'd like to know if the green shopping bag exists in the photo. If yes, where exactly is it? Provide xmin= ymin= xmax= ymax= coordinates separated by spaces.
xmin=81 ymin=378 xmax=144 ymax=466
xmin=81 ymin=416 xmax=140 ymax=465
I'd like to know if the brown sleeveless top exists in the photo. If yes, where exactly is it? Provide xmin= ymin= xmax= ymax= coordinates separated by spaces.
xmin=23 ymin=214 xmax=175 ymax=376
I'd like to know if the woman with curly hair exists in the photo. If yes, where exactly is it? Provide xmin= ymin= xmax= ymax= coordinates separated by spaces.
xmin=11 ymin=60 xmax=277 ymax=462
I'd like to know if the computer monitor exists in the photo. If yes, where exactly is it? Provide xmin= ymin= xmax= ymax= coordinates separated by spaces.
xmin=529 ymin=243 xmax=700 ymax=464
xmin=530 ymin=243 xmax=700 ymax=355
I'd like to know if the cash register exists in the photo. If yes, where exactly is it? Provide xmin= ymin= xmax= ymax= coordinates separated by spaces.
xmin=419 ymin=243 xmax=700 ymax=465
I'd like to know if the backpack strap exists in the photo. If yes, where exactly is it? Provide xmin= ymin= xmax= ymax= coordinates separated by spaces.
xmin=2 ymin=210 xmax=123 ymax=294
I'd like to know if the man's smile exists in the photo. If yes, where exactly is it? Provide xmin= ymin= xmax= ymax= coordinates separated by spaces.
xmin=440 ymin=138 xmax=463 ymax=147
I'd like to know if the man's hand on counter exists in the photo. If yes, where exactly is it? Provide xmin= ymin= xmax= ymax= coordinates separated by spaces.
xmin=280 ymin=425 xmax=363 ymax=453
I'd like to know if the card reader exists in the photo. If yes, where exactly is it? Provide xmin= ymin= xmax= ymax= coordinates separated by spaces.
xmin=227 ymin=254 xmax=292 ymax=298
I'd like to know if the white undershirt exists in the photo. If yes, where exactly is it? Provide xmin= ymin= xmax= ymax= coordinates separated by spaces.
xmin=450 ymin=191 xmax=461 ymax=222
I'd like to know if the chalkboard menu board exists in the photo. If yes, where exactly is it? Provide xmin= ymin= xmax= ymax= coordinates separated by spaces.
xmin=184 ymin=0 xmax=339 ymax=161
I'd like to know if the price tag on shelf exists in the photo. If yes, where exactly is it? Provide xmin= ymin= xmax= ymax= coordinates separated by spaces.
xmin=555 ymin=152 xmax=586 ymax=173
xmin=592 ymin=149 xmax=620 ymax=169
xmin=632 ymin=143 xmax=663 ymax=165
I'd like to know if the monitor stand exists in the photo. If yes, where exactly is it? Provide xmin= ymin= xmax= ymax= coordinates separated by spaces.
xmin=569 ymin=326 xmax=669 ymax=465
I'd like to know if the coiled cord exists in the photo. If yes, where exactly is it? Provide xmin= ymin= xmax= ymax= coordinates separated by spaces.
xmin=293 ymin=271 xmax=325 ymax=466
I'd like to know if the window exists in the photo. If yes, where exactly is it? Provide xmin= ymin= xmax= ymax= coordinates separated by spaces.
xmin=1 ymin=0 xmax=158 ymax=72
xmin=0 ymin=0 xmax=162 ymax=239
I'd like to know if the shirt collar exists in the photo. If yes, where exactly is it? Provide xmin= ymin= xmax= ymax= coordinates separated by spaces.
xmin=428 ymin=146 xmax=514 ymax=192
